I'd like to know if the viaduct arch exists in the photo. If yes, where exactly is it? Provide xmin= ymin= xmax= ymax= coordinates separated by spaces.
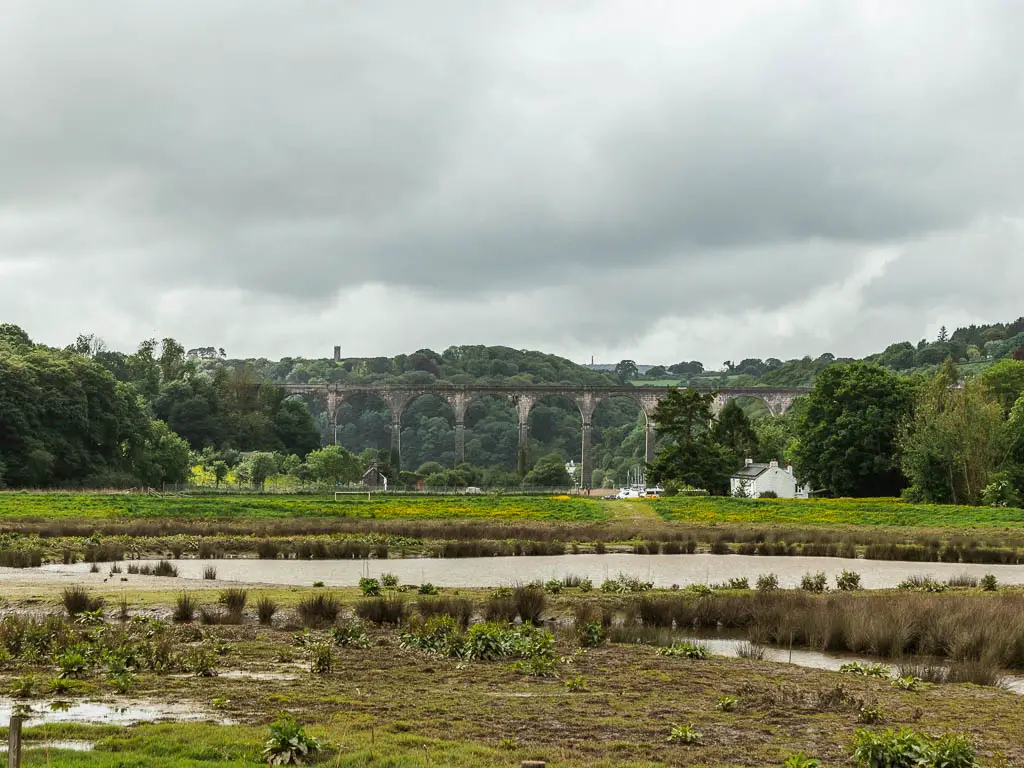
xmin=281 ymin=384 xmax=809 ymax=488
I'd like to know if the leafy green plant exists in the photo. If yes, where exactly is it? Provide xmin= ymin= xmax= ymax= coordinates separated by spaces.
xmin=687 ymin=583 xmax=713 ymax=596
xmin=858 ymin=702 xmax=885 ymax=724
xmin=359 ymin=577 xmax=381 ymax=596
xmin=801 ymin=572 xmax=828 ymax=593
xmin=836 ymin=570 xmax=862 ymax=591
xmin=308 ymin=641 xmax=333 ymax=674
xmin=544 ymin=578 xmax=563 ymax=594
xmin=600 ymin=574 xmax=653 ymax=594
xmin=658 ymin=641 xmax=709 ymax=659
xmin=667 ymin=722 xmax=702 ymax=745
xmin=981 ymin=573 xmax=998 ymax=591
xmin=840 ymin=662 xmax=890 ymax=678
xmin=312 ymin=581 xmax=325 ymax=588
xmin=716 ymin=695 xmax=738 ymax=712
xmin=109 ymin=669 xmax=136 ymax=693
xmin=56 ymin=648 xmax=90 ymax=678
xmin=890 ymin=675 xmax=921 ymax=691
xmin=380 ymin=572 xmax=399 ymax=588
xmin=262 ymin=714 xmax=322 ymax=765
xmin=782 ymin=752 xmax=821 ymax=768
xmin=756 ymin=573 xmax=780 ymax=592
xmin=726 ymin=577 xmax=750 ymax=590
xmin=48 ymin=677 xmax=76 ymax=694
xmin=10 ymin=675 xmax=35 ymax=697
xmin=576 ymin=621 xmax=605 ymax=648
xmin=850 ymin=728 xmax=978 ymax=768
xmin=564 ymin=675 xmax=588 ymax=691
xmin=183 ymin=647 xmax=217 ymax=677
xmin=417 ymin=582 xmax=438 ymax=595
xmin=331 ymin=620 xmax=370 ymax=648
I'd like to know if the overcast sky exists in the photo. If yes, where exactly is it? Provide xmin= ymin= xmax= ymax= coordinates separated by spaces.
xmin=3 ymin=2 xmax=1023 ymax=367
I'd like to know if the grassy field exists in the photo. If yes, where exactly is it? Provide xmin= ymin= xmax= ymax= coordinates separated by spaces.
xmin=0 ymin=583 xmax=1022 ymax=767
xmin=4 ymin=491 xmax=1024 ymax=529
xmin=0 ymin=492 xmax=607 ymax=522
xmin=652 ymin=496 xmax=1024 ymax=528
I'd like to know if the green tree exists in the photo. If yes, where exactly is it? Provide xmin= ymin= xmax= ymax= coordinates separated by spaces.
xmin=647 ymin=388 xmax=735 ymax=494
xmin=712 ymin=400 xmax=759 ymax=460
xmin=306 ymin=445 xmax=361 ymax=485
xmin=981 ymin=359 xmax=1024 ymax=416
xmin=242 ymin=452 xmax=279 ymax=490
xmin=614 ymin=359 xmax=638 ymax=384
xmin=137 ymin=420 xmax=192 ymax=488
xmin=791 ymin=362 xmax=915 ymax=496
xmin=901 ymin=360 xmax=1006 ymax=505
xmin=524 ymin=453 xmax=571 ymax=487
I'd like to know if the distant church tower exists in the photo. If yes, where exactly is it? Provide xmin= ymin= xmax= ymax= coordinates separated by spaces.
xmin=333 ymin=345 xmax=341 ymax=362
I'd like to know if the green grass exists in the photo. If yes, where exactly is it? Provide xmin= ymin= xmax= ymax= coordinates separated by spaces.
xmin=651 ymin=496 xmax=1024 ymax=527
xmin=0 ymin=492 xmax=607 ymax=522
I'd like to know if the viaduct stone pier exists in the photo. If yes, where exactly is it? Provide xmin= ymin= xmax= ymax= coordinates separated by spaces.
xmin=281 ymin=384 xmax=808 ymax=488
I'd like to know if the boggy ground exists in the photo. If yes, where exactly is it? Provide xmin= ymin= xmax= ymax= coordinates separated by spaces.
xmin=0 ymin=585 xmax=1022 ymax=767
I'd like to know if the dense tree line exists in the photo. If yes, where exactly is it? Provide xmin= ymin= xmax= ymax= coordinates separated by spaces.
xmin=0 ymin=325 xmax=320 ymax=488
xmin=649 ymin=357 xmax=1024 ymax=507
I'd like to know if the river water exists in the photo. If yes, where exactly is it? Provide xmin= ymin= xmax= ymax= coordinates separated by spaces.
xmin=43 ymin=553 xmax=1024 ymax=589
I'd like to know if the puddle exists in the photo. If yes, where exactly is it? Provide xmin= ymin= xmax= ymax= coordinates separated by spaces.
xmin=0 ymin=741 xmax=93 ymax=752
xmin=219 ymin=669 xmax=298 ymax=681
xmin=667 ymin=633 xmax=1024 ymax=693
xmin=0 ymin=699 xmax=234 ymax=726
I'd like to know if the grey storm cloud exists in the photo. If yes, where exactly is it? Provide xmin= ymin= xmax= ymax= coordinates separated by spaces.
xmin=2 ymin=1 xmax=1023 ymax=361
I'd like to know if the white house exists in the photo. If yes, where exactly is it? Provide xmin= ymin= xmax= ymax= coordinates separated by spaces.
xmin=730 ymin=458 xmax=809 ymax=499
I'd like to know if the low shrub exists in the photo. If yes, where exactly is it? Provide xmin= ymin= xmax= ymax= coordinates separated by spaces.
xmin=417 ymin=582 xmax=438 ymax=595
xmin=945 ymin=573 xmax=979 ymax=589
xmin=417 ymin=596 xmax=474 ymax=628
xmin=755 ymin=573 xmax=780 ymax=592
xmin=513 ymin=584 xmax=547 ymax=624
xmin=380 ymin=572 xmax=399 ymax=588
xmin=331 ymin=620 xmax=370 ymax=648
xmin=218 ymin=588 xmax=248 ymax=613
xmin=800 ymin=572 xmax=828 ymax=593
xmin=297 ymin=593 xmax=342 ymax=628
xmin=355 ymin=595 xmax=407 ymax=625
xmin=576 ymin=621 xmax=605 ymax=648
xmin=857 ymin=702 xmax=885 ymax=724
xmin=62 ymin=586 xmax=103 ymax=616
xmin=840 ymin=662 xmax=890 ymax=678
xmin=981 ymin=573 xmax=998 ymax=591
xmin=737 ymin=642 xmax=767 ymax=660
xmin=256 ymin=597 xmax=278 ymax=626
xmin=850 ymin=728 xmax=977 ymax=768
xmin=308 ymin=641 xmax=333 ymax=674
xmin=836 ymin=570 xmax=862 ymax=591
xmin=359 ymin=577 xmax=381 ymax=596
xmin=203 ymin=566 xmax=217 ymax=580
xmin=173 ymin=592 xmax=197 ymax=623
xmin=601 ymin=574 xmax=654 ymax=594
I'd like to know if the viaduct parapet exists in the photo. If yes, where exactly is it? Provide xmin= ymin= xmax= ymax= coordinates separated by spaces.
xmin=281 ymin=384 xmax=808 ymax=488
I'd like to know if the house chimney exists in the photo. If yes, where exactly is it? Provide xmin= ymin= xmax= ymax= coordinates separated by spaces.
xmin=786 ymin=464 xmax=794 ymax=475
xmin=769 ymin=458 xmax=778 ymax=468
xmin=744 ymin=458 xmax=753 ymax=466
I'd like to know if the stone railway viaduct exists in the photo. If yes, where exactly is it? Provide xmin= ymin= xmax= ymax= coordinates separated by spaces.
xmin=281 ymin=384 xmax=808 ymax=488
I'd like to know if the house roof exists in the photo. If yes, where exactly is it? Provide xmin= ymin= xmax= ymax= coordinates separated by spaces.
xmin=731 ymin=463 xmax=770 ymax=479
